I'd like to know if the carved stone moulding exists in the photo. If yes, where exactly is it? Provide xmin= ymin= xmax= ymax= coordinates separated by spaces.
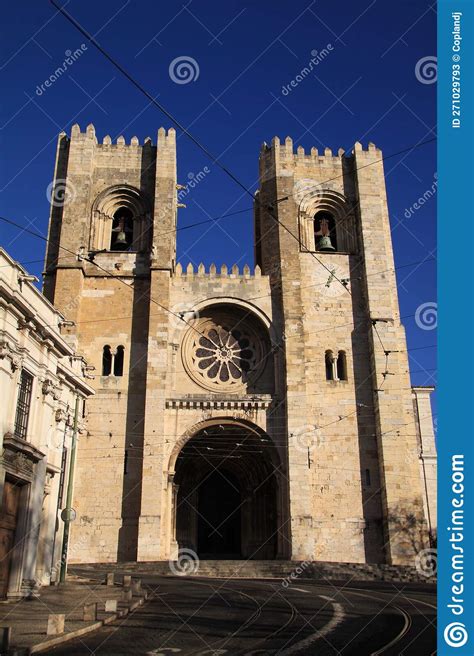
xmin=0 ymin=339 xmax=22 ymax=371
xmin=1 ymin=434 xmax=46 ymax=482
xmin=42 ymin=378 xmax=62 ymax=400
xmin=2 ymin=449 xmax=34 ymax=479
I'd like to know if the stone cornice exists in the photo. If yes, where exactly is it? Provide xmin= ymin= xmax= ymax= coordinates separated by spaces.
xmin=2 ymin=434 xmax=46 ymax=462
xmin=0 ymin=282 xmax=71 ymax=357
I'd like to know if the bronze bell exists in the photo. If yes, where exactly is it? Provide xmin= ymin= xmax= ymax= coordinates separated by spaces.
xmin=114 ymin=230 xmax=127 ymax=244
xmin=315 ymin=216 xmax=336 ymax=252
xmin=112 ymin=217 xmax=130 ymax=248
xmin=317 ymin=235 xmax=335 ymax=252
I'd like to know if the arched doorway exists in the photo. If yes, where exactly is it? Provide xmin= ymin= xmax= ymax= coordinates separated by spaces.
xmin=173 ymin=422 xmax=281 ymax=560
xmin=197 ymin=470 xmax=241 ymax=557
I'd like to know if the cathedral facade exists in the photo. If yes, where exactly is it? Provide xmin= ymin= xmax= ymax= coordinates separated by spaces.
xmin=43 ymin=124 xmax=436 ymax=566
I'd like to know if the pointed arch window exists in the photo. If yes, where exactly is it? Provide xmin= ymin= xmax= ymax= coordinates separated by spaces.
xmin=102 ymin=345 xmax=112 ymax=376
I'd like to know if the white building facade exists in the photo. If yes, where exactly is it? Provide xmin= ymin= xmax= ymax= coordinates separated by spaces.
xmin=0 ymin=248 xmax=94 ymax=599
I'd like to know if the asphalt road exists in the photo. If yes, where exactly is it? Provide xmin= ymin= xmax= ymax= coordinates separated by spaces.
xmin=47 ymin=573 xmax=436 ymax=655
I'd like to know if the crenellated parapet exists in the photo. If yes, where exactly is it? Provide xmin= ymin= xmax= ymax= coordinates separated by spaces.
xmin=260 ymin=135 xmax=380 ymax=163
xmin=259 ymin=135 xmax=381 ymax=185
xmin=174 ymin=262 xmax=263 ymax=278
xmin=66 ymin=123 xmax=176 ymax=149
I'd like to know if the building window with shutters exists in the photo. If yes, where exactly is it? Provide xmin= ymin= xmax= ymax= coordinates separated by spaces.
xmin=14 ymin=369 xmax=34 ymax=440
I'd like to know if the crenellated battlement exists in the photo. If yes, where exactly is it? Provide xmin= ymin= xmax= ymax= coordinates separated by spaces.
xmin=175 ymin=262 xmax=263 ymax=278
xmin=63 ymin=123 xmax=176 ymax=148
xmin=258 ymin=136 xmax=382 ymax=186
xmin=259 ymin=136 xmax=380 ymax=165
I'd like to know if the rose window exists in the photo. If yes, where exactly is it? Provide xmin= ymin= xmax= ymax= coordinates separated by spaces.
xmin=195 ymin=326 xmax=256 ymax=383
xmin=182 ymin=312 xmax=266 ymax=392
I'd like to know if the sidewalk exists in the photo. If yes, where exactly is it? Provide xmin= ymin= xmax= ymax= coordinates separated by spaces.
xmin=0 ymin=574 xmax=148 ymax=654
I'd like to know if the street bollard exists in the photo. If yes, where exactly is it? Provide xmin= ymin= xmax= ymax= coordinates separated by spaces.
xmin=47 ymin=614 xmax=65 ymax=635
xmin=83 ymin=603 xmax=98 ymax=622
xmin=131 ymin=579 xmax=141 ymax=594
xmin=1 ymin=627 xmax=12 ymax=653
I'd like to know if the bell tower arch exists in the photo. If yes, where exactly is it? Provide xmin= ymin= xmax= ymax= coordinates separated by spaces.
xmin=90 ymin=184 xmax=153 ymax=252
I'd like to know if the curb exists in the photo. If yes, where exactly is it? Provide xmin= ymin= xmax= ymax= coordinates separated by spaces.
xmin=175 ymin=574 xmax=438 ymax=585
xmin=27 ymin=595 xmax=147 ymax=654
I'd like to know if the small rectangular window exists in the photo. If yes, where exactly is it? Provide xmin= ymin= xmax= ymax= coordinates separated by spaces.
xmin=58 ymin=447 xmax=68 ymax=508
xmin=14 ymin=369 xmax=34 ymax=440
xmin=124 ymin=449 xmax=129 ymax=475
xmin=365 ymin=468 xmax=371 ymax=486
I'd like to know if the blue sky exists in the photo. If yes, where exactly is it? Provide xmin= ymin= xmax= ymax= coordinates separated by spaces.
xmin=0 ymin=0 xmax=436 ymax=392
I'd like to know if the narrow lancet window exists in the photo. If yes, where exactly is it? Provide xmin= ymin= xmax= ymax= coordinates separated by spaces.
xmin=337 ymin=350 xmax=347 ymax=381
xmin=325 ymin=350 xmax=334 ymax=381
xmin=102 ymin=345 xmax=112 ymax=376
xmin=114 ymin=345 xmax=125 ymax=376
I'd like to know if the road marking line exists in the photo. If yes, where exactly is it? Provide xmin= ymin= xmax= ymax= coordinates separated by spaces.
xmin=290 ymin=587 xmax=311 ymax=594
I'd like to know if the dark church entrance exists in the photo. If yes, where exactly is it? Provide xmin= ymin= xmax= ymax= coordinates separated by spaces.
xmin=174 ymin=421 xmax=281 ymax=560
xmin=197 ymin=471 xmax=241 ymax=558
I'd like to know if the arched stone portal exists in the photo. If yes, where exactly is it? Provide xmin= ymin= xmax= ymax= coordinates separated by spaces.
xmin=173 ymin=421 xmax=283 ymax=560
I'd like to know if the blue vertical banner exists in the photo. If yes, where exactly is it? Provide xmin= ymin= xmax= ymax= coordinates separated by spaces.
xmin=438 ymin=1 xmax=474 ymax=654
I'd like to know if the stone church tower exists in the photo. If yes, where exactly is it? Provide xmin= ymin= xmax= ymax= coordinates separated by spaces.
xmin=43 ymin=124 xmax=435 ymax=566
